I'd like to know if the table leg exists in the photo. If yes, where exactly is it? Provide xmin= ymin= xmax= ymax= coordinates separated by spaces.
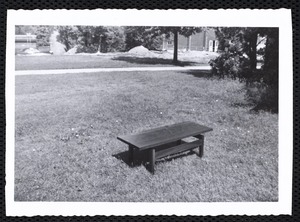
xmin=129 ymin=145 xmax=134 ymax=166
xmin=198 ymin=135 xmax=204 ymax=157
xmin=150 ymin=148 xmax=156 ymax=174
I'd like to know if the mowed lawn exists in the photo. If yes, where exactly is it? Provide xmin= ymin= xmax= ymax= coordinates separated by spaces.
xmin=15 ymin=70 xmax=278 ymax=202
xmin=15 ymin=55 xmax=206 ymax=70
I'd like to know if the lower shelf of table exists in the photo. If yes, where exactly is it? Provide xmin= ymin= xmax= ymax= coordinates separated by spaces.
xmin=155 ymin=140 xmax=201 ymax=159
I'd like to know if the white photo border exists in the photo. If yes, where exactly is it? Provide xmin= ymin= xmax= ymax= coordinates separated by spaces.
xmin=6 ymin=9 xmax=293 ymax=216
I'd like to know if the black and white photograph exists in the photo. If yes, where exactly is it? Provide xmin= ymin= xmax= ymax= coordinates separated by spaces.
xmin=5 ymin=9 xmax=293 ymax=216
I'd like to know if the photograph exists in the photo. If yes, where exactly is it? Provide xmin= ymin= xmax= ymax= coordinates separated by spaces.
xmin=6 ymin=9 xmax=293 ymax=216
xmin=14 ymin=25 xmax=279 ymax=202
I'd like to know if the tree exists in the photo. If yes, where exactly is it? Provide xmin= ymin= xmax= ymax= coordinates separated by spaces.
xmin=261 ymin=28 xmax=279 ymax=87
xmin=15 ymin=25 xmax=38 ymax=35
xmin=124 ymin=26 xmax=163 ymax=51
xmin=56 ymin=26 xmax=79 ymax=51
xmin=99 ymin=26 xmax=126 ymax=52
xmin=56 ymin=26 xmax=125 ymax=53
xmin=209 ymin=27 xmax=279 ymax=112
xmin=211 ymin=27 xmax=278 ymax=84
xmin=35 ymin=26 xmax=55 ymax=48
xmin=145 ymin=26 xmax=203 ymax=63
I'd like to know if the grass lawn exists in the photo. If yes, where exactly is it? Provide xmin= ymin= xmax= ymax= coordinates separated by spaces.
xmin=15 ymin=70 xmax=278 ymax=202
xmin=15 ymin=55 xmax=207 ymax=70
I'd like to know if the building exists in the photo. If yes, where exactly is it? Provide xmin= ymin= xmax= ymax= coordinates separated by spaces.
xmin=15 ymin=34 xmax=37 ymax=54
xmin=15 ymin=34 xmax=53 ymax=54
xmin=162 ymin=29 xmax=219 ymax=52
xmin=15 ymin=34 xmax=37 ymax=43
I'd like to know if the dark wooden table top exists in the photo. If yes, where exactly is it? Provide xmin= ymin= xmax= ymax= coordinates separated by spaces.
xmin=117 ymin=121 xmax=213 ymax=150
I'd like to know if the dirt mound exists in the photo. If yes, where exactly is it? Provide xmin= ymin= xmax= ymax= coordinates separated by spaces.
xmin=64 ymin=46 xmax=78 ymax=55
xmin=23 ymin=48 xmax=40 ymax=54
xmin=128 ymin=46 xmax=156 ymax=57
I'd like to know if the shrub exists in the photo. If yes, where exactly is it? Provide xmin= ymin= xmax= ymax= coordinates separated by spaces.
xmin=209 ymin=52 xmax=242 ymax=80
xmin=76 ymin=45 xmax=98 ymax=53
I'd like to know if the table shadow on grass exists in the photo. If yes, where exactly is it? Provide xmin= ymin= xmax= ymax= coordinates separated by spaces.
xmin=113 ymin=148 xmax=197 ymax=173
xmin=111 ymin=56 xmax=199 ymax=67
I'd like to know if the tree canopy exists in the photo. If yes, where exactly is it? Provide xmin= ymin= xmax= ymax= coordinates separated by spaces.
xmin=35 ymin=26 xmax=55 ymax=47
xmin=124 ymin=26 xmax=164 ymax=51
xmin=15 ymin=25 xmax=37 ymax=35
xmin=56 ymin=26 xmax=126 ymax=53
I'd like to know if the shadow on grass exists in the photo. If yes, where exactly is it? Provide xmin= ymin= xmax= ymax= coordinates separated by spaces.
xmin=231 ymin=86 xmax=278 ymax=114
xmin=179 ymin=70 xmax=213 ymax=79
xmin=113 ymin=148 xmax=198 ymax=173
xmin=231 ymin=102 xmax=254 ymax=109
xmin=250 ymin=102 xmax=278 ymax=114
xmin=230 ymin=101 xmax=279 ymax=115
xmin=113 ymin=150 xmax=147 ymax=167
xmin=231 ymin=97 xmax=278 ymax=114
xmin=112 ymin=56 xmax=198 ymax=67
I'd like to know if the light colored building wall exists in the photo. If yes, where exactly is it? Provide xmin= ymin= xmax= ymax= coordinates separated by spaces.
xmin=163 ymin=29 xmax=218 ymax=52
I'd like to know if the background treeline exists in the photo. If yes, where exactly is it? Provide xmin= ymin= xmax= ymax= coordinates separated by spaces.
xmin=15 ymin=25 xmax=165 ymax=53
xmin=15 ymin=26 xmax=203 ymax=55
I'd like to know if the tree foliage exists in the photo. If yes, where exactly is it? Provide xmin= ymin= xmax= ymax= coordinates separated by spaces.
xmin=124 ymin=26 xmax=163 ymax=51
xmin=56 ymin=26 xmax=79 ymax=51
xmin=15 ymin=25 xmax=38 ymax=35
xmin=100 ymin=26 xmax=126 ymax=52
xmin=210 ymin=27 xmax=278 ymax=85
xmin=35 ymin=26 xmax=55 ymax=47
xmin=56 ymin=26 xmax=126 ymax=53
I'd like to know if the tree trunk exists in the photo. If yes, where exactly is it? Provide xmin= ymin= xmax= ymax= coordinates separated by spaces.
xmin=257 ymin=28 xmax=279 ymax=112
xmin=173 ymin=30 xmax=178 ymax=64
xmin=65 ymin=34 xmax=70 ymax=51
xmin=249 ymin=32 xmax=258 ymax=70
xmin=186 ymin=36 xmax=191 ymax=51
xmin=264 ymin=28 xmax=279 ymax=86
xmin=98 ymin=36 xmax=102 ymax=52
